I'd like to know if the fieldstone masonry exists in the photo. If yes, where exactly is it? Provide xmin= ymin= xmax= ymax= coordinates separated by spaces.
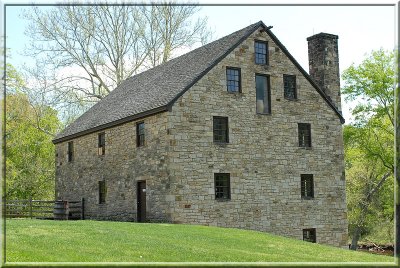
xmin=55 ymin=24 xmax=348 ymax=248
xmin=307 ymin=33 xmax=341 ymax=112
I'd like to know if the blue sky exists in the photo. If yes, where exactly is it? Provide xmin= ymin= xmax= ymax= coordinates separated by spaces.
xmin=2 ymin=2 xmax=397 ymax=121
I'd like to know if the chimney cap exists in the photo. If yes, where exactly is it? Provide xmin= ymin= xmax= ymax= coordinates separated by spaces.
xmin=307 ymin=32 xmax=338 ymax=41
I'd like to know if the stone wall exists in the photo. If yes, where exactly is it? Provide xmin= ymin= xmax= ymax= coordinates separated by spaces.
xmin=167 ymin=26 xmax=348 ymax=247
xmin=55 ymin=112 xmax=170 ymax=222
xmin=55 ymin=25 xmax=348 ymax=248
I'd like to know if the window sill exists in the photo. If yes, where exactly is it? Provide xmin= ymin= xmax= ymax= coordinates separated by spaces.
xmin=256 ymin=112 xmax=272 ymax=116
xmin=214 ymin=142 xmax=229 ymax=147
xmin=215 ymin=198 xmax=231 ymax=202
xmin=301 ymin=197 xmax=314 ymax=200
xmin=298 ymin=146 xmax=312 ymax=150
xmin=255 ymin=63 xmax=269 ymax=66
xmin=227 ymin=90 xmax=242 ymax=94
xmin=284 ymin=97 xmax=298 ymax=101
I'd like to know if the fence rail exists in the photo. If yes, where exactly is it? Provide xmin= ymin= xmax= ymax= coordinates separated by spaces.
xmin=5 ymin=198 xmax=84 ymax=220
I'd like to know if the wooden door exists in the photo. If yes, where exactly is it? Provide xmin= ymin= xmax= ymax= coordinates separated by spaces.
xmin=137 ymin=181 xmax=146 ymax=222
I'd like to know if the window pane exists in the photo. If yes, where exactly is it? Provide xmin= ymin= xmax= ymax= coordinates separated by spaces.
xmin=301 ymin=174 xmax=314 ymax=198
xmin=215 ymin=173 xmax=230 ymax=200
xmin=213 ymin=117 xmax=228 ymax=143
xmin=256 ymin=75 xmax=270 ymax=114
xmin=137 ymin=122 xmax=145 ymax=147
xmin=226 ymin=68 xmax=240 ymax=93
xmin=298 ymin=123 xmax=311 ymax=147
xmin=284 ymin=75 xmax=296 ymax=99
xmin=255 ymin=41 xmax=267 ymax=64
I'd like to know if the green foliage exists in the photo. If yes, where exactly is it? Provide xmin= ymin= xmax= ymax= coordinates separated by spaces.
xmin=5 ymin=89 xmax=61 ymax=200
xmin=342 ymin=49 xmax=394 ymax=245
xmin=7 ymin=219 xmax=394 ymax=262
xmin=342 ymin=49 xmax=394 ymax=126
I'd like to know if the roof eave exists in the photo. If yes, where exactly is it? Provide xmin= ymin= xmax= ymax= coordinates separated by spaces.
xmin=52 ymin=105 xmax=168 ymax=144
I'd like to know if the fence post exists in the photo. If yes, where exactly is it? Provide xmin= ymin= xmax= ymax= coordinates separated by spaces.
xmin=29 ymin=197 xmax=33 ymax=219
xmin=81 ymin=197 xmax=85 ymax=220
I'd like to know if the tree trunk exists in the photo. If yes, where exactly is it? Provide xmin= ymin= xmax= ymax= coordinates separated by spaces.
xmin=396 ymin=204 xmax=400 ymax=258
xmin=350 ymin=172 xmax=391 ymax=251
xmin=350 ymin=226 xmax=361 ymax=250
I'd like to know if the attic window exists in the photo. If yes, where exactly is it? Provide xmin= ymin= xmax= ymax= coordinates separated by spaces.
xmin=283 ymin=75 xmax=297 ymax=100
xmin=255 ymin=40 xmax=268 ymax=65
xmin=226 ymin=67 xmax=241 ymax=93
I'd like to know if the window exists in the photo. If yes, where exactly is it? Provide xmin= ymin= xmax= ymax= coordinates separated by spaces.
xmin=255 ymin=40 xmax=268 ymax=64
xmin=98 ymin=132 xmax=105 ymax=155
xmin=136 ymin=122 xmax=145 ymax=147
xmin=215 ymin=173 xmax=230 ymax=200
xmin=226 ymin=67 xmax=241 ymax=93
xmin=301 ymin=174 xmax=314 ymax=199
xmin=284 ymin=74 xmax=297 ymax=99
xmin=99 ymin=181 xmax=106 ymax=204
xmin=67 ymin=141 xmax=74 ymax=162
xmin=213 ymin=116 xmax=229 ymax=143
xmin=303 ymin=228 xmax=316 ymax=243
xmin=298 ymin=123 xmax=311 ymax=147
xmin=255 ymin=74 xmax=271 ymax=114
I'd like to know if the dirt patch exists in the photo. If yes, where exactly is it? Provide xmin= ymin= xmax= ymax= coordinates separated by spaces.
xmin=356 ymin=243 xmax=394 ymax=256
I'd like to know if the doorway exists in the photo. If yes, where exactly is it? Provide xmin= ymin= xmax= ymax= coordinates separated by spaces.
xmin=137 ymin=181 xmax=146 ymax=222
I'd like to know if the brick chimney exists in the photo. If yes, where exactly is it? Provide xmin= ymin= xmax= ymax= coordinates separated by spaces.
xmin=307 ymin=33 xmax=341 ymax=112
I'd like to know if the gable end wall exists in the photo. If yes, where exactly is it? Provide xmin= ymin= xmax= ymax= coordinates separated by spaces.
xmin=167 ymin=27 xmax=348 ymax=248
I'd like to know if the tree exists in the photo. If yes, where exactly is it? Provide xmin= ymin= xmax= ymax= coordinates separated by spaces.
xmin=5 ymin=64 xmax=61 ymax=200
xmin=342 ymin=49 xmax=394 ymax=250
xmin=21 ymin=5 xmax=211 ymax=115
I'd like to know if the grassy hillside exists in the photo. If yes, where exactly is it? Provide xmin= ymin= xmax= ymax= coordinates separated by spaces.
xmin=6 ymin=219 xmax=395 ymax=263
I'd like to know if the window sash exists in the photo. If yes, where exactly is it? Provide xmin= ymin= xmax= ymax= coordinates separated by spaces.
xmin=98 ymin=133 xmax=105 ymax=155
xmin=303 ymin=228 xmax=316 ymax=243
xmin=255 ymin=41 xmax=267 ymax=65
xmin=213 ymin=117 xmax=229 ymax=143
xmin=298 ymin=123 xmax=311 ymax=147
xmin=255 ymin=74 xmax=271 ymax=114
xmin=67 ymin=141 xmax=74 ymax=162
xmin=99 ymin=181 xmax=106 ymax=204
xmin=136 ymin=122 xmax=145 ymax=147
xmin=301 ymin=174 xmax=314 ymax=198
xmin=283 ymin=75 xmax=297 ymax=99
xmin=226 ymin=68 xmax=241 ymax=93
xmin=215 ymin=173 xmax=230 ymax=199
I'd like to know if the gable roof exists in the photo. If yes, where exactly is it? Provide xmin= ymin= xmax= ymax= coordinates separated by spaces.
xmin=53 ymin=21 xmax=344 ymax=144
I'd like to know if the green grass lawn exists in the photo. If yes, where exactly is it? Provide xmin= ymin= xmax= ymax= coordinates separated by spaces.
xmin=5 ymin=219 xmax=395 ymax=264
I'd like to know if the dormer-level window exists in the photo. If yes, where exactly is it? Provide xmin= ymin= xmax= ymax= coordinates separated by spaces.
xmin=284 ymin=74 xmax=297 ymax=100
xmin=98 ymin=132 xmax=105 ymax=155
xmin=226 ymin=67 xmax=241 ymax=93
xmin=255 ymin=40 xmax=268 ymax=65
xmin=137 ymin=122 xmax=145 ymax=147
xmin=67 ymin=141 xmax=74 ymax=162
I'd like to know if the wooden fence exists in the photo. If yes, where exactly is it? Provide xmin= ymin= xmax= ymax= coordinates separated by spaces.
xmin=5 ymin=198 xmax=84 ymax=220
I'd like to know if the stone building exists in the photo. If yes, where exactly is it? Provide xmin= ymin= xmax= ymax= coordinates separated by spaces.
xmin=53 ymin=21 xmax=348 ymax=248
